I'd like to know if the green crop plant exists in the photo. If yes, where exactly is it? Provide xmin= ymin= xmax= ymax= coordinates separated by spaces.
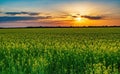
xmin=0 ymin=28 xmax=120 ymax=74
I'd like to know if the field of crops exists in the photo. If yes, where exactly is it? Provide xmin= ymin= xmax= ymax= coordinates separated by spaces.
xmin=0 ymin=28 xmax=120 ymax=74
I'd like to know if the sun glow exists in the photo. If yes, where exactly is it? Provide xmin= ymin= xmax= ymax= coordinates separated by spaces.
xmin=73 ymin=17 xmax=88 ymax=26
xmin=75 ymin=17 xmax=82 ymax=21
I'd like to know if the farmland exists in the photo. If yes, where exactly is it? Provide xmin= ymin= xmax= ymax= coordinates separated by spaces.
xmin=0 ymin=28 xmax=120 ymax=74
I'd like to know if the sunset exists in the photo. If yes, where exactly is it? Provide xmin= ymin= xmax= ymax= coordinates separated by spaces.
xmin=0 ymin=0 xmax=120 ymax=27
xmin=0 ymin=0 xmax=120 ymax=74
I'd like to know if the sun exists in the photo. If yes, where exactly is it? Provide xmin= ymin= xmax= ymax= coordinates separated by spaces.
xmin=75 ymin=17 xmax=81 ymax=21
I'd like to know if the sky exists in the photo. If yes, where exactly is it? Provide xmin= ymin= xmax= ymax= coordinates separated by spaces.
xmin=0 ymin=0 xmax=120 ymax=27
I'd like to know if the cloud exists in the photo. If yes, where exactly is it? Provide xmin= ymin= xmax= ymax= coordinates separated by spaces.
xmin=0 ymin=16 xmax=52 ymax=22
xmin=5 ymin=12 xmax=40 ymax=16
xmin=0 ymin=11 xmax=3 ymax=13
xmin=5 ymin=12 xmax=21 ymax=15
xmin=28 ymin=13 xmax=40 ymax=15
xmin=81 ymin=15 xmax=103 ymax=20
xmin=72 ymin=16 xmax=77 ymax=18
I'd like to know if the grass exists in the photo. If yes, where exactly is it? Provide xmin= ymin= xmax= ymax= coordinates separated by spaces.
xmin=0 ymin=28 xmax=120 ymax=74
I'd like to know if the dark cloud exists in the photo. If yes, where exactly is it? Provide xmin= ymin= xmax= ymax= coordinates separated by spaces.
xmin=0 ymin=16 xmax=52 ymax=22
xmin=5 ymin=12 xmax=21 ymax=15
xmin=72 ymin=16 xmax=77 ymax=18
xmin=81 ymin=15 xmax=103 ymax=20
xmin=28 ymin=13 xmax=40 ymax=15
xmin=0 ymin=10 xmax=2 ymax=13
xmin=5 ymin=12 xmax=40 ymax=16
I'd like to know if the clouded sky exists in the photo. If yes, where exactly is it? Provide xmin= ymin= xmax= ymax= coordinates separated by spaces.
xmin=0 ymin=0 xmax=120 ymax=27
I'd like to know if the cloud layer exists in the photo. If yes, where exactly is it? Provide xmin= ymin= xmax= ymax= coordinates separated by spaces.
xmin=81 ymin=15 xmax=103 ymax=20
xmin=0 ymin=16 xmax=52 ymax=22
xmin=5 ymin=12 xmax=40 ymax=16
